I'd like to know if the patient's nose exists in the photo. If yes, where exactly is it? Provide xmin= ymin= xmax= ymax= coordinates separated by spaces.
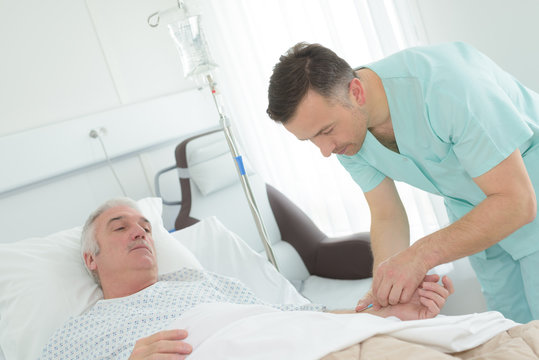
xmin=131 ymin=224 xmax=146 ymax=239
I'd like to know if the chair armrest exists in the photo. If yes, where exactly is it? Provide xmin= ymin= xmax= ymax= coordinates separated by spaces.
xmin=267 ymin=183 xmax=373 ymax=280
xmin=154 ymin=164 xmax=182 ymax=205
xmin=316 ymin=233 xmax=373 ymax=279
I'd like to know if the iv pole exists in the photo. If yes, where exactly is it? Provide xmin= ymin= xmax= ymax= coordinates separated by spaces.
xmin=206 ymin=75 xmax=279 ymax=270
xmin=148 ymin=1 xmax=279 ymax=270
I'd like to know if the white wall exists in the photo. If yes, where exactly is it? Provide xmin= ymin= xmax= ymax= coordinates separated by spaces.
xmin=0 ymin=0 xmax=197 ymax=136
xmin=0 ymin=0 xmax=219 ymax=239
xmin=0 ymin=90 xmax=219 ymax=241
xmin=414 ymin=0 xmax=539 ymax=92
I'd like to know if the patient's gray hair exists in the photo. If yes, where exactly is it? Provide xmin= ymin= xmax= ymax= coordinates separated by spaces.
xmin=81 ymin=197 xmax=141 ymax=284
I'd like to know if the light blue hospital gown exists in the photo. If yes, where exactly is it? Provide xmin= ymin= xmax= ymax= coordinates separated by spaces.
xmin=338 ymin=41 xmax=539 ymax=323
xmin=40 ymin=268 xmax=323 ymax=359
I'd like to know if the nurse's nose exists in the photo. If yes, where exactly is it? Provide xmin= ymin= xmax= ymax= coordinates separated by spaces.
xmin=313 ymin=138 xmax=335 ymax=158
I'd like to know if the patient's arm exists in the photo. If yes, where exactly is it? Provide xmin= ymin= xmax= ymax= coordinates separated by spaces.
xmin=331 ymin=275 xmax=454 ymax=320
xmin=129 ymin=329 xmax=192 ymax=359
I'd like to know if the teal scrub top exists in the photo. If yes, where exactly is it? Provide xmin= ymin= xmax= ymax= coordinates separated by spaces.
xmin=338 ymin=42 xmax=539 ymax=260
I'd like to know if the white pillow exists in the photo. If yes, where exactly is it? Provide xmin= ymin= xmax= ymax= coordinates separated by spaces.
xmin=172 ymin=216 xmax=309 ymax=305
xmin=0 ymin=197 xmax=202 ymax=360
xmin=139 ymin=197 xmax=203 ymax=274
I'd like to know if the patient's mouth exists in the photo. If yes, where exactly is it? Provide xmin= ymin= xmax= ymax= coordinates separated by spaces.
xmin=129 ymin=241 xmax=152 ymax=254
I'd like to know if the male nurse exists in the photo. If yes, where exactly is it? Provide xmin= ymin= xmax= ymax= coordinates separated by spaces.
xmin=266 ymin=41 xmax=539 ymax=323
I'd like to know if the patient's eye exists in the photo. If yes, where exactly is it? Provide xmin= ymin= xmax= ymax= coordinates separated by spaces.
xmin=114 ymin=227 xmax=125 ymax=231
xmin=140 ymin=220 xmax=152 ymax=234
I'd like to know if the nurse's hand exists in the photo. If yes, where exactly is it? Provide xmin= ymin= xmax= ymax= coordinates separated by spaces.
xmin=372 ymin=249 xmax=430 ymax=307
xmin=355 ymin=289 xmax=378 ymax=312
xmin=356 ymin=273 xmax=441 ymax=311
xmin=374 ymin=275 xmax=454 ymax=320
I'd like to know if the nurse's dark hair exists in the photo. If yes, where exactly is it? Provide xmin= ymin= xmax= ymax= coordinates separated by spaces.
xmin=266 ymin=42 xmax=357 ymax=124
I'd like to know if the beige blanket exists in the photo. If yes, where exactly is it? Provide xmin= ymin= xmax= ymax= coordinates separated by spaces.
xmin=323 ymin=320 xmax=539 ymax=360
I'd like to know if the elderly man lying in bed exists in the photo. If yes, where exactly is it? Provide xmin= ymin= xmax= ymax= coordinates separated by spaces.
xmin=39 ymin=198 xmax=536 ymax=360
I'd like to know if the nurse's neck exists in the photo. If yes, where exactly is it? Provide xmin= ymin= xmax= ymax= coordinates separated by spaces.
xmin=357 ymin=68 xmax=399 ymax=153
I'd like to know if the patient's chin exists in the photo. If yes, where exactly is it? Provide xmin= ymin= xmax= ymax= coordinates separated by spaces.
xmin=131 ymin=251 xmax=157 ymax=268
xmin=131 ymin=247 xmax=152 ymax=254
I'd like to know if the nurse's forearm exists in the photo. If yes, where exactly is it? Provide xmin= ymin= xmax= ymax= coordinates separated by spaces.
xmin=411 ymin=191 xmax=535 ymax=269
xmin=370 ymin=215 xmax=410 ymax=269
xmin=365 ymin=177 xmax=411 ymax=269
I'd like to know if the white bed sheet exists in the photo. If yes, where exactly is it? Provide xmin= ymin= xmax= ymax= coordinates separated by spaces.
xmin=167 ymin=303 xmax=517 ymax=359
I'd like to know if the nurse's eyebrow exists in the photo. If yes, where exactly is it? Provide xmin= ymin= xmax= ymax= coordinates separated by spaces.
xmin=299 ymin=124 xmax=332 ymax=141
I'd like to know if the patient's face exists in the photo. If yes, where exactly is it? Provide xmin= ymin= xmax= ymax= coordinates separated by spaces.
xmin=89 ymin=205 xmax=158 ymax=284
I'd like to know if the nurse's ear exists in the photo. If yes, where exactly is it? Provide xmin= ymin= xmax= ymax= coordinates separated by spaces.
xmin=349 ymin=77 xmax=366 ymax=106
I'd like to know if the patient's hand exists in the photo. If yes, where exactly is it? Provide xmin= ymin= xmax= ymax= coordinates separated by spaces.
xmin=337 ymin=275 xmax=454 ymax=320
xmin=129 ymin=329 xmax=192 ymax=359
xmin=369 ymin=275 xmax=454 ymax=320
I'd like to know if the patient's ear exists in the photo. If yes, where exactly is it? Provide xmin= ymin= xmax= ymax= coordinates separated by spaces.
xmin=84 ymin=252 xmax=97 ymax=271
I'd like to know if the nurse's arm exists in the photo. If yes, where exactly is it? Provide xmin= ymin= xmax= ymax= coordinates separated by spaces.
xmin=414 ymin=149 xmax=536 ymax=269
xmin=371 ymin=149 xmax=536 ymax=308
xmin=365 ymin=177 xmax=410 ymax=270
xmin=413 ymin=149 xmax=537 ymax=267
xmin=356 ymin=177 xmax=410 ymax=309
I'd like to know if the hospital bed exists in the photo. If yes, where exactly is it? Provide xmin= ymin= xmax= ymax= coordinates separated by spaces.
xmin=156 ymin=129 xmax=374 ymax=309
xmin=0 ymin=197 xmax=536 ymax=360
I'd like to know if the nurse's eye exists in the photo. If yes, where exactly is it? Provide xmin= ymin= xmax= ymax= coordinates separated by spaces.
xmin=114 ymin=227 xmax=125 ymax=231
xmin=323 ymin=127 xmax=333 ymax=135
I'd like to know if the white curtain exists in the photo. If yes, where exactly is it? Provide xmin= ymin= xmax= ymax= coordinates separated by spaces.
xmin=195 ymin=0 xmax=444 ymax=241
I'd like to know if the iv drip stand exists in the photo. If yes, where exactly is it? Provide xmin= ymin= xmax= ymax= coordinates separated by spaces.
xmin=206 ymin=74 xmax=279 ymax=270
xmin=147 ymin=2 xmax=279 ymax=270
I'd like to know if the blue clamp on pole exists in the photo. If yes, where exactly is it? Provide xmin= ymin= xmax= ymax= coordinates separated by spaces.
xmin=235 ymin=156 xmax=246 ymax=175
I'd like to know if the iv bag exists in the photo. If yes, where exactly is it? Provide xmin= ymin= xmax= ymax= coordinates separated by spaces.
xmin=167 ymin=14 xmax=217 ymax=79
